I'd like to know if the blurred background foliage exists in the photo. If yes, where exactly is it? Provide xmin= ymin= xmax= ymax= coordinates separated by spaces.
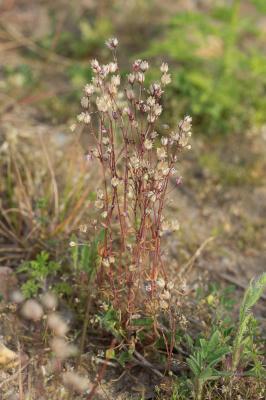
xmin=1 ymin=0 xmax=266 ymax=133
xmin=146 ymin=1 xmax=266 ymax=134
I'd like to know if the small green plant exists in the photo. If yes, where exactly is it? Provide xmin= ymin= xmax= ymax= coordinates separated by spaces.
xmin=187 ymin=330 xmax=229 ymax=400
xmin=184 ymin=274 xmax=266 ymax=399
xmin=98 ymin=304 xmax=124 ymax=340
xmin=71 ymin=230 xmax=104 ymax=279
xmin=232 ymin=273 xmax=266 ymax=372
xmin=18 ymin=251 xmax=60 ymax=298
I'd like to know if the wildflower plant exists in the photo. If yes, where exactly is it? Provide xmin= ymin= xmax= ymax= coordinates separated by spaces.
xmin=75 ymin=38 xmax=192 ymax=325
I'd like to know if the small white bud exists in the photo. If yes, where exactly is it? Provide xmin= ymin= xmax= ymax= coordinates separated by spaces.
xmin=21 ymin=300 xmax=44 ymax=321
xmin=160 ymin=63 xmax=169 ymax=73
xmin=47 ymin=312 xmax=69 ymax=337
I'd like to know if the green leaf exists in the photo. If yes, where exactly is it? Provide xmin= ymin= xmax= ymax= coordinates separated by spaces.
xmin=105 ymin=348 xmax=115 ymax=359
xmin=118 ymin=350 xmax=133 ymax=367
xmin=131 ymin=317 xmax=153 ymax=327
xmin=187 ymin=356 xmax=201 ymax=376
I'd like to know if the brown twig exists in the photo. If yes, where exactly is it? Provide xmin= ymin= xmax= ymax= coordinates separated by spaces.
xmin=133 ymin=350 xmax=164 ymax=378
xmin=179 ymin=236 xmax=215 ymax=277
xmin=0 ymin=20 xmax=72 ymax=67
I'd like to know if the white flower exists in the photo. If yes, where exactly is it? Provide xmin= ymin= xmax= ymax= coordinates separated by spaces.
xmin=167 ymin=282 xmax=174 ymax=290
xmin=109 ymin=256 xmax=115 ymax=264
xmin=162 ymin=167 xmax=170 ymax=176
xmin=140 ymin=60 xmax=149 ymax=72
xmin=171 ymin=131 xmax=180 ymax=142
xmin=96 ymin=95 xmax=110 ymax=112
xmin=136 ymin=72 xmax=145 ymax=83
xmin=79 ymin=224 xmax=88 ymax=233
xmin=171 ymin=219 xmax=180 ymax=231
xmin=77 ymin=112 xmax=91 ymax=124
xmin=92 ymin=76 xmax=102 ymax=87
xmin=95 ymin=200 xmax=104 ymax=209
xmin=109 ymin=62 xmax=118 ymax=73
xmin=69 ymin=241 xmax=77 ymax=247
xmin=157 ymin=277 xmax=166 ymax=288
xmin=91 ymin=59 xmax=101 ymax=73
xmin=180 ymin=115 xmax=192 ymax=132
xmin=154 ymin=104 xmax=162 ymax=116
xmin=102 ymin=258 xmax=110 ymax=268
xmin=150 ymin=131 xmax=158 ymax=139
xmin=179 ymin=136 xmax=189 ymax=147
xmin=147 ymin=96 xmax=156 ymax=107
xmin=111 ymin=177 xmax=120 ymax=187
xmin=92 ymin=148 xmax=100 ymax=158
xmin=161 ymin=137 xmax=168 ymax=146
xmin=133 ymin=59 xmax=142 ymax=71
xmin=101 ymin=64 xmax=110 ymax=78
xmin=130 ymin=155 xmax=140 ymax=168
xmin=105 ymin=37 xmax=118 ymax=50
xmin=111 ymin=75 xmax=120 ymax=86
xmin=147 ymin=114 xmax=156 ymax=123
xmin=150 ymin=83 xmax=163 ymax=98
xmin=144 ymin=139 xmax=153 ymax=150
xmin=160 ymin=62 xmax=169 ymax=73
xmin=157 ymin=147 xmax=167 ymax=159
xmin=81 ymin=97 xmax=89 ymax=108
xmin=126 ymin=89 xmax=135 ymax=100
xmin=161 ymin=73 xmax=171 ymax=86
xmin=77 ymin=113 xmax=84 ymax=123
xmin=97 ymin=189 xmax=104 ymax=199
xmin=102 ymin=137 xmax=109 ymax=145
xmin=70 ymin=123 xmax=76 ymax=132
xmin=108 ymin=83 xmax=117 ymax=95
xmin=128 ymin=73 xmax=135 ymax=84
xmin=101 ymin=211 xmax=108 ymax=219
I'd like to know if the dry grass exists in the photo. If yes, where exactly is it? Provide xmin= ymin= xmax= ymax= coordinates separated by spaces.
xmin=0 ymin=117 xmax=98 ymax=266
